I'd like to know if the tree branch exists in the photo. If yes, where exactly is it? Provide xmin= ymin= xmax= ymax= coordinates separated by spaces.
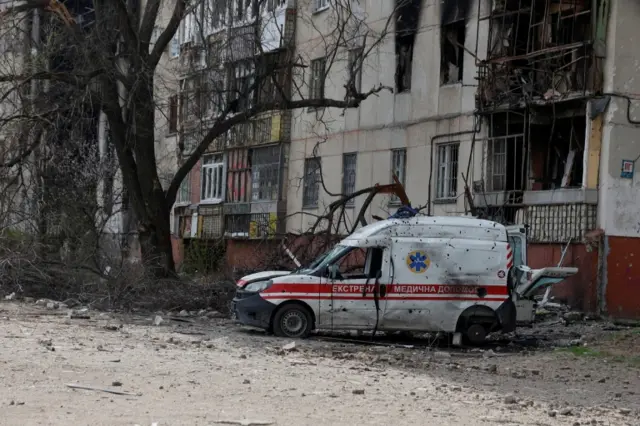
xmin=148 ymin=0 xmax=186 ymax=68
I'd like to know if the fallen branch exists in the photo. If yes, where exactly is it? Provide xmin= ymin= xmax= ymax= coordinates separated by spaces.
xmin=65 ymin=383 xmax=140 ymax=396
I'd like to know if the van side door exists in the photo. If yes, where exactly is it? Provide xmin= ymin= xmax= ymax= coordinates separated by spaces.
xmin=324 ymin=247 xmax=387 ymax=330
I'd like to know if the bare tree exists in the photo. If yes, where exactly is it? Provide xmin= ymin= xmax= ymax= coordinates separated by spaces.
xmin=0 ymin=0 xmax=404 ymax=277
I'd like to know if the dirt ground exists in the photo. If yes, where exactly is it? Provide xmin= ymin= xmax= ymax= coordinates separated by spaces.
xmin=0 ymin=301 xmax=639 ymax=426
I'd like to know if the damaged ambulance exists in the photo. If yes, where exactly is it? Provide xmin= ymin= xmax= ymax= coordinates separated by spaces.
xmin=232 ymin=216 xmax=577 ymax=344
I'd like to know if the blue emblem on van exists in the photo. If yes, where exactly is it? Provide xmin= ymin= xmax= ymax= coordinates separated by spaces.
xmin=406 ymin=250 xmax=430 ymax=273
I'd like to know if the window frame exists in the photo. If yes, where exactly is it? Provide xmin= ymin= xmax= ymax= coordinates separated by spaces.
xmin=390 ymin=148 xmax=407 ymax=205
xmin=251 ymin=145 xmax=281 ymax=202
xmin=342 ymin=152 xmax=357 ymax=207
xmin=168 ymin=95 xmax=178 ymax=134
xmin=201 ymin=153 xmax=225 ymax=204
xmin=313 ymin=0 xmax=330 ymax=13
xmin=303 ymin=157 xmax=322 ymax=208
xmin=309 ymin=57 xmax=326 ymax=100
xmin=348 ymin=47 xmax=364 ymax=94
xmin=435 ymin=142 xmax=460 ymax=201
xmin=176 ymin=171 xmax=191 ymax=205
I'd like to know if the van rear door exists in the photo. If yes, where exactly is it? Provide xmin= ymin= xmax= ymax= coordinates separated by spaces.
xmin=515 ymin=267 xmax=578 ymax=299
xmin=505 ymin=225 xmax=527 ymax=267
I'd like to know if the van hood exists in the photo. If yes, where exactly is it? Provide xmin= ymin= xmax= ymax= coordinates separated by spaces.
xmin=515 ymin=266 xmax=578 ymax=298
xmin=236 ymin=270 xmax=290 ymax=287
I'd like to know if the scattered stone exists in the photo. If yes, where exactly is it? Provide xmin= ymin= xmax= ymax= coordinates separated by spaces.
xmin=597 ymin=378 xmax=606 ymax=383
xmin=206 ymin=311 xmax=225 ymax=319
xmin=153 ymin=316 xmax=164 ymax=326
xmin=352 ymin=389 xmax=365 ymax=395
xmin=486 ymin=364 xmax=498 ymax=374
xmin=547 ymin=410 xmax=557 ymax=417
xmin=619 ymin=408 xmax=631 ymax=415
xmin=239 ymin=354 xmax=247 ymax=359
xmin=197 ymin=309 xmax=207 ymax=316
xmin=563 ymin=311 xmax=584 ymax=322
xmin=282 ymin=342 xmax=297 ymax=352
xmin=530 ymin=369 xmax=541 ymax=376
xmin=482 ymin=349 xmax=495 ymax=358
xmin=242 ymin=379 xmax=251 ymax=385
xmin=111 ymin=381 xmax=123 ymax=387
xmin=4 ymin=292 xmax=15 ymax=300
xmin=434 ymin=351 xmax=452 ymax=360
xmin=572 ymin=422 xmax=580 ymax=426
xmin=451 ymin=386 xmax=462 ymax=392
xmin=46 ymin=302 xmax=57 ymax=310
xmin=559 ymin=407 xmax=573 ymax=416
xmin=504 ymin=395 xmax=517 ymax=404
xmin=179 ymin=310 xmax=189 ymax=317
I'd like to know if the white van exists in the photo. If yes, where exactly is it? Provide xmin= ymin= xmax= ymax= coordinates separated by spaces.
xmin=232 ymin=216 xmax=577 ymax=344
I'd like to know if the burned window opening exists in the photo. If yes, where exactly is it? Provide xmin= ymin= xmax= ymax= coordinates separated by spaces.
xmin=529 ymin=106 xmax=585 ymax=190
xmin=484 ymin=105 xmax=585 ymax=195
xmin=479 ymin=0 xmax=597 ymax=107
xmin=441 ymin=19 xmax=465 ymax=85
xmin=395 ymin=0 xmax=421 ymax=92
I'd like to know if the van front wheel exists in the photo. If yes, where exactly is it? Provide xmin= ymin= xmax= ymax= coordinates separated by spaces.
xmin=272 ymin=304 xmax=313 ymax=338
xmin=465 ymin=323 xmax=487 ymax=345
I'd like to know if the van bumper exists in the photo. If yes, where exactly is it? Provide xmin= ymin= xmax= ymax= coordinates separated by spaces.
xmin=496 ymin=298 xmax=517 ymax=333
xmin=232 ymin=291 xmax=276 ymax=330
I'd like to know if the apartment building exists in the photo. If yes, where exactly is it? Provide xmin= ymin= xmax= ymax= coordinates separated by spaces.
xmin=165 ymin=0 xmax=294 ymax=268
xmin=287 ymin=0 xmax=640 ymax=319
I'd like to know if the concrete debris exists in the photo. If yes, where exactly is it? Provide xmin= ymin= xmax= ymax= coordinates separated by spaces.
xmin=619 ymin=408 xmax=631 ymax=415
xmin=4 ymin=292 xmax=15 ymax=300
xmin=559 ymin=407 xmax=573 ymax=416
xmin=504 ymin=395 xmax=517 ymax=404
xmin=433 ymin=351 xmax=452 ymax=360
xmin=563 ymin=311 xmax=584 ymax=323
xmin=153 ymin=316 xmax=164 ymax=326
xmin=352 ymin=389 xmax=365 ymax=395
xmin=68 ymin=308 xmax=90 ymax=319
xmin=282 ymin=342 xmax=297 ymax=352
xmin=178 ymin=310 xmax=189 ymax=317
xmin=212 ymin=420 xmax=274 ymax=426
xmin=547 ymin=410 xmax=557 ymax=417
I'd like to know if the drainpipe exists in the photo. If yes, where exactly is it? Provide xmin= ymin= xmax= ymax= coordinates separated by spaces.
xmin=426 ymin=118 xmax=481 ymax=216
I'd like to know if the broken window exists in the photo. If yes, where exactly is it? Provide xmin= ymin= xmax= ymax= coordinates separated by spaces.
xmin=485 ymin=111 xmax=526 ymax=193
xmin=440 ymin=18 xmax=465 ymax=85
xmin=436 ymin=143 xmax=459 ymax=199
xmin=395 ymin=0 xmax=421 ymax=92
xmin=342 ymin=153 xmax=357 ymax=206
xmin=251 ymin=145 xmax=280 ymax=201
xmin=309 ymin=57 xmax=326 ymax=99
xmin=229 ymin=60 xmax=255 ymax=112
xmin=303 ymin=157 xmax=321 ymax=208
xmin=201 ymin=154 xmax=225 ymax=203
xmin=528 ymin=107 xmax=585 ymax=190
xmin=180 ymin=75 xmax=204 ymax=122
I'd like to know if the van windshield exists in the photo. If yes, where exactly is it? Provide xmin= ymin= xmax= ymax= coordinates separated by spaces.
xmin=296 ymin=244 xmax=352 ymax=274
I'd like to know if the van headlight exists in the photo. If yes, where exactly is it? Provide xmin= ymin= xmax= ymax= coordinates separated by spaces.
xmin=244 ymin=280 xmax=272 ymax=293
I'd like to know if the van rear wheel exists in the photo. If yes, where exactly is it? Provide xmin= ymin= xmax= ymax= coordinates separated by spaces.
xmin=273 ymin=304 xmax=313 ymax=338
xmin=465 ymin=323 xmax=487 ymax=345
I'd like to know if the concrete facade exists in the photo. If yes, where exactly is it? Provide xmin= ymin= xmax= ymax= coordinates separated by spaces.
xmin=285 ymin=0 xmax=640 ymax=319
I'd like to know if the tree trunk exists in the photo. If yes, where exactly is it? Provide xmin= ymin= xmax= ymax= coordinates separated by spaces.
xmin=138 ymin=218 xmax=175 ymax=278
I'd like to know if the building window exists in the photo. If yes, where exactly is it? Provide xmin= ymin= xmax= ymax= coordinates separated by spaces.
xmin=181 ymin=132 xmax=200 ymax=155
xmin=177 ymin=171 xmax=191 ymax=204
xmin=441 ymin=5 xmax=466 ymax=85
xmin=309 ymin=57 xmax=326 ymax=100
xmin=314 ymin=0 xmax=329 ymax=12
xmin=201 ymin=154 xmax=225 ymax=203
xmin=390 ymin=149 xmax=407 ymax=203
xmin=251 ymin=145 xmax=280 ymax=201
xmin=230 ymin=61 xmax=255 ymax=112
xmin=169 ymin=33 xmax=180 ymax=58
xmin=180 ymin=75 xmax=204 ymax=122
xmin=208 ymin=0 xmax=227 ymax=32
xmin=347 ymin=47 xmax=363 ymax=94
xmin=395 ymin=0 xmax=420 ymax=92
xmin=342 ymin=153 xmax=357 ymax=206
xmin=436 ymin=143 xmax=459 ymax=199
xmin=488 ymin=138 xmax=507 ymax=192
xmin=303 ymin=157 xmax=321 ymax=208
xmin=168 ymin=95 xmax=178 ymax=133
xmin=203 ymin=68 xmax=225 ymax=114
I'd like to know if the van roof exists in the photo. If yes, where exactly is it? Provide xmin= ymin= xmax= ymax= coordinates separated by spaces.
xmin=344 ymin=215 xmax=507 ymax=241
